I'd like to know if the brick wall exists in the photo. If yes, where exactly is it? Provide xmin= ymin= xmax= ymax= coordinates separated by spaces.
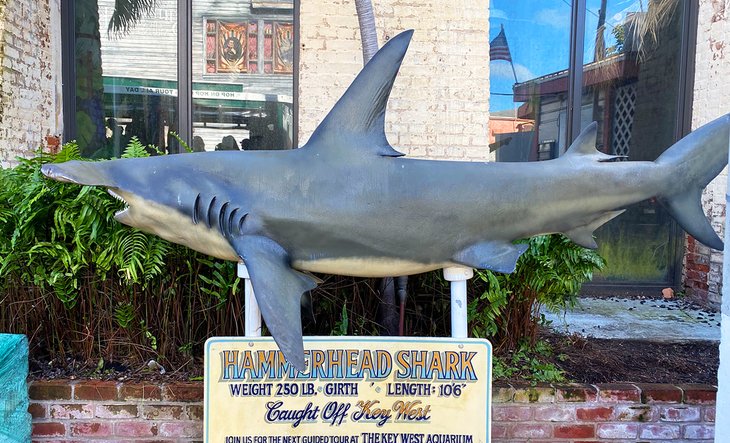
xmin=492 ymin=382 xmax=716 ymax=441
xmin=30 ymin=380 xmax=204 ymax=441
xmin=685 ymin=0 xmax=730 ymax=307
xmin=0 ymin=0 xmax=61 ymax=168
xmin=298 ymin=1 xmax=491 ymax=161
xmin=30 ymin=380 xmax=716 ymax=442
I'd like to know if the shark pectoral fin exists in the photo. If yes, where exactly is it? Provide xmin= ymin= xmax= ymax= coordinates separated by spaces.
xmin=453 ymin=241 xmax=529 ymax=274
xmin=563 ymin=210 xmax=626 ymax=249
xmin=660 ymin=189 xmax=724 ymax=251
xmin=231 ymin=235 xmax=318 ymax=371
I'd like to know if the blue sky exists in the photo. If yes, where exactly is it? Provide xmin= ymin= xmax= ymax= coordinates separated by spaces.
xmin=489 ymin=0 xmax=643 ymax=112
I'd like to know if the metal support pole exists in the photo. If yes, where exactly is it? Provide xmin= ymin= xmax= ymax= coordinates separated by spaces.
xmin=443 ymin=267 xmax=474 ymax=338
xmin=238 ymin=262 xmax=262 ymax=337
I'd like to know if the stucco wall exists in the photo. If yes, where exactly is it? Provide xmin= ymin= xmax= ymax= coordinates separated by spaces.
xmin=0 ymin=0 xmax=61 ymax=168
xmin=298 ymin=0 xmax=491 ymax=160
xmin=685 ymin=0 xmax=730 ymax=307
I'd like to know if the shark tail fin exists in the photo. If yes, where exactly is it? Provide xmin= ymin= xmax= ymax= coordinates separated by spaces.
xmin=303 ymin=30 xmax=414 ymax=157
xmin=655 ymin=113 xmax=730 ymax=251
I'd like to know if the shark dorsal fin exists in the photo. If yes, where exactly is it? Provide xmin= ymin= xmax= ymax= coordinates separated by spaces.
xmin=302 ymin=30 xmax=414 ymax=157
xmin=565 ymin=122 xmax=625 ymax=161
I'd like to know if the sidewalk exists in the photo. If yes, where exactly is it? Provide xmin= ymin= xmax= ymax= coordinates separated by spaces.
xmin=541 ymin=296 xmax=721 ymax=342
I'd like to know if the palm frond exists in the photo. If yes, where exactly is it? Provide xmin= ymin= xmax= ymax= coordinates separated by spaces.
xmin=107 ymin=0 xmax=157 ymax=37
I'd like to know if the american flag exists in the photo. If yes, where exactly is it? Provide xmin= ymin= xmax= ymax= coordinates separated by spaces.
xmin=489 ymin=25 xmax=512 ymax=62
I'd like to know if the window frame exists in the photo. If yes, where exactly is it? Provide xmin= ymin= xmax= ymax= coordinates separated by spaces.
xmin=61 ymin=0 xmax=301 ymax=150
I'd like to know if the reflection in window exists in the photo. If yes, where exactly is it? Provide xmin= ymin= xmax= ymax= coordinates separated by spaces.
xmin=72 ymin=0 xmax=295 ymax=157
xmin=582 ymin=0 xmax=684 ymax=284
xmin=488 ymin=0 xmax=689 ymax=287
xmin=74 ymin=0 xmax=178 ymax=158
xmin=193 ymin=1 xmax=294 ymax=152
xmin=488 ymin=0 xmax=571 ymax=163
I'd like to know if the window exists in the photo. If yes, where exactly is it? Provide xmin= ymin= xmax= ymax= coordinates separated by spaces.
xmin=64 ymin=0 xmax=296 ymax=157
xmin=489 ymin=0 xmax=696 ymax=289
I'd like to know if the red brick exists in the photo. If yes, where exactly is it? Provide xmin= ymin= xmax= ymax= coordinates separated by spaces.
xmin=680 ymin=384 xmax=717 ymax=404
xmin=533 ymin=405 xmax=576 ymax=422
xmin=159 ymin=421 xmax=203 ymax=438
xmin=95 ymin=404 xmax=139 ymax=419
xmin=491 ymin=424 xmax=507 ymax=439
xmin=703 ymin=406 xmax=716 ymax=422
xmin=49 ymin=403 xmax=94 ymax=419
xmin=639 ymin=423 xmax=681 ymax=439
xmin=70 ymin=422 xmax=113 ymax=437
xmin=115 ymin=421 xmax=159 ymax=437
xmin=163 ymin=382 xmax=204 ymax=402
xmin=29 ymin=380 xmax=72 ymax=400
xmin=554 ymin=424 xmax=594 ymax=438
xmin=576 ymin=406 xmax=613 ymax=421
xmin=637 ymin=383 xmax=683 ymax=403
xmin=613 ymin=404 xmax=653 ymax=422
xmin=28 ymin=402 xmax=45 ymax=419
xmin=492 ymin=405 xmax=532 ymax=421
xmin=555 ymin=384 xmax=597 ymax=402
xmin=596 ymin=423 xmax=639 ymax=439
xmin=658 ymin=405 xmax=701 ymax=422
xmin=74 ymin=380 xmax=118 ymax=401
xmin=509 ymin=423 xmax=552 ymax=439
xmin=186 ymin=404 xmax=204 ymax=421
xmin=142 ymin=404 xmax=185 ymax=420
xmin=596 ymin=383 xmax=641 ymax=402
xmin=119 ymin=383 xmax=163 ymax=401
xmin=684 ymin=423 xmax=715 ymax=439
xmin=32 ymin=422 xmax=66 ymax=437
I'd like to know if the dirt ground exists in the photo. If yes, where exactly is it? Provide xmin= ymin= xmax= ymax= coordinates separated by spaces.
xmin=541 ymin=330 xmax=719 ymax=384
xmin=30 ymin=332 xmax=719 ymax=385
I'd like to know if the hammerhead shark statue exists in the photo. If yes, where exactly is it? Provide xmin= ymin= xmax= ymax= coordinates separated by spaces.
xmin=42 ymin=30 xmax=729 ymax=370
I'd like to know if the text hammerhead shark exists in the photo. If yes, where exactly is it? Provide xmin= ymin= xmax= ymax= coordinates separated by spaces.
xmin=42 ymin=30 xmax=730 ymax=369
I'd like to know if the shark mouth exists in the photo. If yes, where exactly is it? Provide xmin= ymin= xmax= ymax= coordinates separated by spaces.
xmin=108 ymin=188 xmax=130 ymax=218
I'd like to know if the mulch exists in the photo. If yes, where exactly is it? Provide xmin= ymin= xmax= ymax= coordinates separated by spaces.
xmin=541 ymin=330 xmax=719 ymax=385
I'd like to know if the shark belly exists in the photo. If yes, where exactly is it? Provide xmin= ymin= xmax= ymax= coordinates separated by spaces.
xmin=113 ymin=191 xmax=239 ymax=262
xmin=292 ymin=257 xmax=452 ymax=277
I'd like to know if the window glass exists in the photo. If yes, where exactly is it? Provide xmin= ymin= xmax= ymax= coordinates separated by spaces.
xmin=75 ymin=0 xmax=178 ymax=158
xmin=191 ymin=1 xmax=294 ymax=152
xmin=489 ymin=0 xmax=572 ymax=162
xmin=581 ymin=0 xmax=684 ymax=283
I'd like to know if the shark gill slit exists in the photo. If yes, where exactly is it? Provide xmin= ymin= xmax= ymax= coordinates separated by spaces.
xmin=206 ymin=196 xmax=217 ymax=229
xmin=238 ymin=212 xmax=248 ymax=234
xmin=227 ymin=208 xmax=239 ymax=235
xmin=218 ymin=202 xmax=229 ymax=234
xmin=192 ymin=193 xmax=201 ymax=225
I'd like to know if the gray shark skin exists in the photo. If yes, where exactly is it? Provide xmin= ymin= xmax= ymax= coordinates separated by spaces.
xmin=42 ymin=30 xmax=730 ymax=370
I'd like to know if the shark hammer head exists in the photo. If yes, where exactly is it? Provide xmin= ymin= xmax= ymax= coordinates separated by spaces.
xmin=42 ymin=160 xmax=130 ymax=217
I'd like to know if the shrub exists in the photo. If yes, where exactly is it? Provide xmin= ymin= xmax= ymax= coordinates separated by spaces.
xmin=469 ymin=234 xmax=605 ymax=352
xmin=0 ymin=141 xmax=242 ymax=370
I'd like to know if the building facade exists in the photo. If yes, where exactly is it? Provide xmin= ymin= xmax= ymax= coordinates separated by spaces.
xmin=0 ymin=0 xmax=726 ymax=306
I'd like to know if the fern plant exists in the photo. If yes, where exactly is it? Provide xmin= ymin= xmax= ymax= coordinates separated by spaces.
xmin=0 ymin=139 xmax=242 ymax=370
xmin=469 ymin=234 xmax=605 ymax=351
